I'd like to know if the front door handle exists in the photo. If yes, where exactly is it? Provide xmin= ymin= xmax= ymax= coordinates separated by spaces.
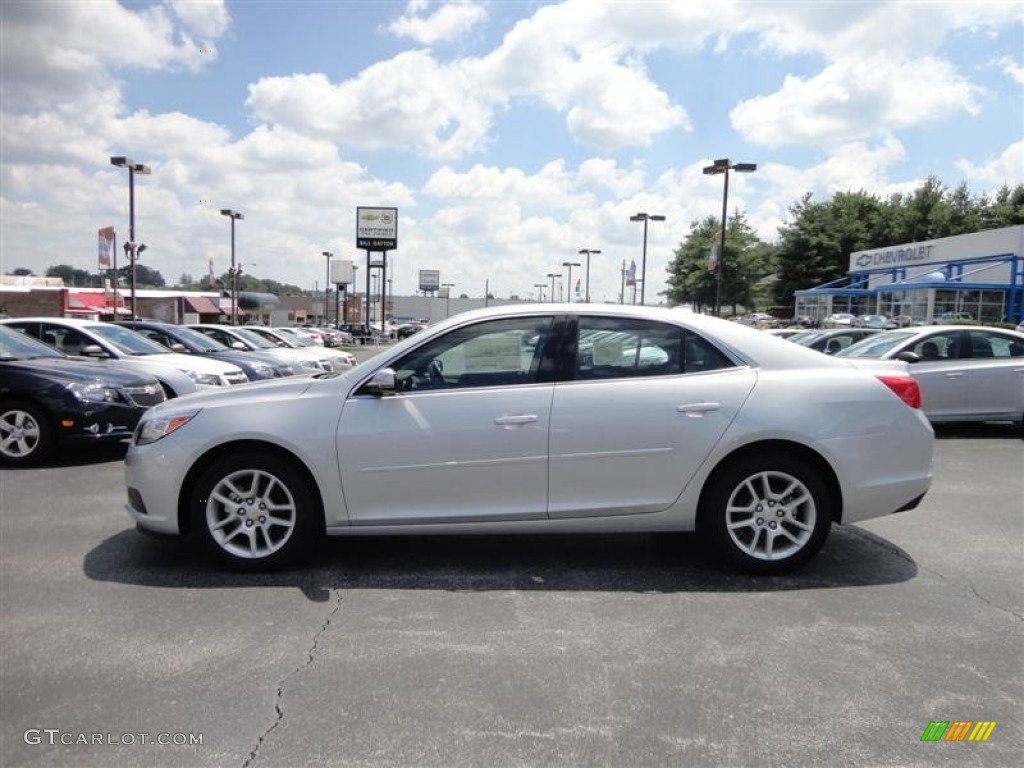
xmin=494 ymin=414 xmax=539 ymax=426
xmin=677 ymin=402 xmax=720 ymax=416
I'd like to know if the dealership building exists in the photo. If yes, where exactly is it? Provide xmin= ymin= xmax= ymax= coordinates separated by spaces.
xmin=794 ymin=224 xmax=1024 ymax=325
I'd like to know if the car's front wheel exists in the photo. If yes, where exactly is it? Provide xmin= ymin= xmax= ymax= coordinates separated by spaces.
xmin=0 ymin=401 xmax=54 ymax=466
xmin=190 ymin=451 xmax=320 ymax=569
xmin=703 ymin=454 xmax=832 ymax=574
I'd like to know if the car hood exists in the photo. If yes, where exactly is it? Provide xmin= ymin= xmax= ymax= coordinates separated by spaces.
xmin=151 ymin=369 xmax=356 ymax=413
xmin=140 ymin=352 xmax=244 ymax=376
xmin=0 ymin=357 xmax=155 ymax=387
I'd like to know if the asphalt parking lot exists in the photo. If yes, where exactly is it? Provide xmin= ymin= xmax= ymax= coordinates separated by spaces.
xmin=1 ymin=424 xmax=1021 ymax=768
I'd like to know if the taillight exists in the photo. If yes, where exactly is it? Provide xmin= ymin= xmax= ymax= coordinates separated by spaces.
xmin=876 ymin=375 xmax=922 ymax=409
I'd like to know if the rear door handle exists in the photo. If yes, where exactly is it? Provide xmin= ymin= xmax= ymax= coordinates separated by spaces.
xmin=945 ymin=372 xmax=965 ymax=379
xmin=494 ymin=414 xmax=538 ymax=426
xmin=677 ymin=402 xmax=720 ymax=415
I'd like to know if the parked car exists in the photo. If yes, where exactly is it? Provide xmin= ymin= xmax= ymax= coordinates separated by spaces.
xmin=823 ymin=313 xmax=856 ymax=327
xmin=113 ymin=321 xmax=303 ymax=381
xmin=853 ymin=314 xmax=898 ymax=330
xmin=1 ymin=318 xmax=246 ymax=397
xmin=762 ymin=328 xmax=804 ymax=340
xmin=788 ymin=328 xmax=882 ymax=355
xmin=0 ymin=326 xmax=165 ymax=465
xmin=187 ymin=324 xmax=349 ymax=374
xmin=837 ymin=325 xmax=1024 ymax=425
xmin=395 ymin=322 xmax=427 ymax=339
xmin=126 ymin=305 xmax=933 ymax=575
xmin=245 ymin=327 xmax=356 ymax=369
xmin=936 ymin=311 xmax=974 ymax=323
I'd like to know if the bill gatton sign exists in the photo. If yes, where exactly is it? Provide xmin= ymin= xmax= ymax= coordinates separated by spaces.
xmin=356 ymin=207 xmax=398 ymax=251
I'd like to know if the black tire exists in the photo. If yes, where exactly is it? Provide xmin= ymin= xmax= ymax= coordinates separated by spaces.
xmin=0 ymin=400 xmax=55 ymax=466
xmin=189 ymin=451 xmax=321 ymax=570
xmin=702 ymin=454 xmax=832 ymax=575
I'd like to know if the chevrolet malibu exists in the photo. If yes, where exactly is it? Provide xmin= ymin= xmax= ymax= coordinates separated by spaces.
xmin=126 ymin=305 xmax=934 ymax=575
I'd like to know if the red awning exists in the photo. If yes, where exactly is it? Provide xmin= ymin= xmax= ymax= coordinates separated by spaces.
xmin=185 ymin=296 xmax=223 ymax=315
xmin=66 ymin=292 xmax=126 ymax=314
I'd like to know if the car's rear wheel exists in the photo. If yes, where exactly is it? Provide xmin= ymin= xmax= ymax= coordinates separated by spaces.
xmin=0 ymin=401 xmax=54 ymax=466
xmin=703 ymin=454 xmax=832 ymax=574
xmin=190 ymin=451 xmax=320 ymax=570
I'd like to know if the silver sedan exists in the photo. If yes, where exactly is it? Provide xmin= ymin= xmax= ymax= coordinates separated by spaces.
xmin=125 ymin=305 xmax=934 ymax=575
xmin=838 ymin=325 xmax=1024 ymax=425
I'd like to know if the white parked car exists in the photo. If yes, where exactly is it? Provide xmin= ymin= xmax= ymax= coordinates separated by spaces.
xmin=248 ymin=327 xmax=357 ymax=369
xmin=187 ymin=324 xmax=349 ymax=373
xmin=2 ymin=318 xmax=248 ymax=397
xmin=125 ymin=305 xmax=933 ymax=574
xmin=837 ymin=325 xmax=1024 ymax=425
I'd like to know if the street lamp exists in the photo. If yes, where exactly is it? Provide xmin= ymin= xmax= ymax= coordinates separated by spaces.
xmin=111 ymin=156 xmax=151 ymax=318
xmin=322 ymin=251 xmax=333 ymax=326
xmin=561 ymin=261 xmax=581 ymax=303
xmin=220 ymin=209 xmax=244 ymax=325
xmin=629 ymin=212 xmax=665 ymax=306
xmin=578 ymin=248 xmax=602 ymax=303
xmin=351 ymin=264 xmax=358 ymax=324
xmin=546 ymin=272 xmax=560 ymax=302
xmin=703 ymin=158 xmax=757 ymax=317
xmin=534 ymin=283 xmax=546 ymax=302
xmin=442 ymin=282 xmax=455 ymax=318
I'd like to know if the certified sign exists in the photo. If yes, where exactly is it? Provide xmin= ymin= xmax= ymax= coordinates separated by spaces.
xmin=356 ymin=207 xmax=398 ymax=251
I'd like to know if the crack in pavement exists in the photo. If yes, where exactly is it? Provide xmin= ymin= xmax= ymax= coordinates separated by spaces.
xmin=845 ymin=527 xmax=1023 ymax=621
xmin=242 ymin=589 xmax=345 ymax=768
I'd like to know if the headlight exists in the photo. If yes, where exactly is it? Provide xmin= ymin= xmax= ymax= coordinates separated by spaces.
xmin=248 ymin=362 xmax=275 ymax=379
xmin=184 ymin=370 xmax=222 ymax=386
xmin=135 ymin=409 xmax=200 ymax=445
xmin=67 ymin=382 xmax=119 ymax=403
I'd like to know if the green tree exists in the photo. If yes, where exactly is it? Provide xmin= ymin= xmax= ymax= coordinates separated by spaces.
xmin=46 ymin=264 xmax=94 ymax=287
xmin=664 ymin=212 xmax=773 ymax=314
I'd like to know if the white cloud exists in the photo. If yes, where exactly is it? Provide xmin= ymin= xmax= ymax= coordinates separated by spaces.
xmin=954 ymin=140 xmax=1024 ymax=188
xmin=0 ymin=0 xmax=225 ymax=111
xmin=731 ymin=57 xmax=982 ymax=148
xmin=387 ymin=1 xmax=487 ymax=45
xmin=993 ymin=55 xmax=1024 ymax=85
xmin=167 ymin=0 xmax=230 ymax=39
xmin=246 ymin=53 xmax=495 ymax=159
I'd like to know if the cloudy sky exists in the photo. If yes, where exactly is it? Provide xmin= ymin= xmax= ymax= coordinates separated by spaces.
xmin=1 ymin=0 xmax=1021 ymax=303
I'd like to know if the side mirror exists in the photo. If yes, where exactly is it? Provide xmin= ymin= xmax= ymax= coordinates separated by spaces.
xmin=362 ymin=368 xmax=397 ymax=397
xmin=896 ymin=350 xmax=921 ymax=363
xmin=80 ymin=344 xmax=107 ymax=358
xmin=169 ymin=343 xmax=187 ymax=353
xmin=231 ymin=341 xmax=247 ymax=350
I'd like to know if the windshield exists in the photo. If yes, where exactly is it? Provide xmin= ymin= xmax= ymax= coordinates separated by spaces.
xmin=0 ymin=326 xmax=64 ymax=360
xmin=91 ymin=324 xmax=172 ymax=355
xmin=168 ymin=326 xmax=230 ymax=351
xmin=835 ymin=331 xmax=916 ymax=358
xmin=272 ymin=329 xmax=310 ymax=347
xmin=231 ymin=327 xmax=279 ymax=349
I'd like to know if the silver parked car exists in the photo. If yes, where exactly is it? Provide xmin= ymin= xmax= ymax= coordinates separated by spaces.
xmin=1 ymin=318 xmax=248 ymax=397
xmin=126 ymin=305 xmax=933 ymax=575
xmin=838 ymin=325 xmax=1024 ymax=425
xmin=186 ymin=324 xmax=342 ymax=374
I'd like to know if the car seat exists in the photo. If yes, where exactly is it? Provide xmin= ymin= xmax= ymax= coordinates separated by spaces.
xmin=919 ymin=341 xmax=940 ymax=360
xmin=825 ymin=338 xmax=843 ymax=355
xmin=971 ymin=337 xmax=994 ymax=358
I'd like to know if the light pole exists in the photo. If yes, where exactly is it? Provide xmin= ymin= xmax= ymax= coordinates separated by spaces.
xmin=351 ymin=264 xmax=358 ymax=325
xmin=111 ymin=156 xmax=151 ymax=318
xmin=534 ymin=283 xmax=546 ymax=302
xmin=546 ymin=272 xmax=560 ymax=302
xmin=578 ymin=248 xmax=602 ymax=303
xmin=322 ymin=251 xmax=333 ymax=326
xmin=220 ymin=209 xmax=244 ymax=325
xmin=442 ymin=282 xmax=455 ymax=318
xmin=703 ymin=158 xmax=757 ymax=317
xmin=629 ymin=212 xmax=665 ymax=306
xmin=561 ymin=261 xmax=580 ymax=303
